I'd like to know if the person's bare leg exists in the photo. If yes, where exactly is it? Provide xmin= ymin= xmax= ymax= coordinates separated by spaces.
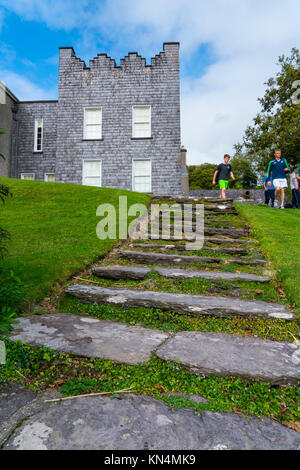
xmin=275 ymin=187 xmax=280 ymax=205
xmin=281 ymin=189 xmax=285 ymax=207
xmin=221 ymin=188 xmax=226 ymax=199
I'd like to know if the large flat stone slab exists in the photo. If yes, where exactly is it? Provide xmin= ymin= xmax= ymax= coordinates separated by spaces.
xmin=118 ymin=250 xmax=222 ymax=265
xmin=9 ymin=315 xmax=169 ymax=365
xmin=92 ymin=265 xmax=271 ymax=283
xmin=65 ymin=285 xmax=294 ymax=320
xmin=205 ymin=238 xmax=255 ymax=245
xmin=93 ymin=266 xmax=152 ymax=279
xmin=0 ymin=383 xmax=37 ymax=427
xmin=130 ymin=243 xmax=249 ymax=255
xmin=119 ymin=249 xmax=265 ymax=266
xmin=154 ymin=267 xmax=270 ymax=283
xmin=157 ymin=331 xmax=300 ymax=384
xmin=3 ymin=394 xmax=300 ymax=450
xmin=160 ymin=224 xmax=247 ymax=238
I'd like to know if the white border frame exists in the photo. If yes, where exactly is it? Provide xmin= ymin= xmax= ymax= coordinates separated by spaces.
xmin=83 ymin=107 xmax=102 ymax=140
xmin=21 ymin=173 xmax=35 ymax=180
xmin=34 ymin=118 xmax=43 ymax=152
xmin=132 ymin=158 xmax=152 ymax=193
xmin=82 ymin=159 xmax=102 ymax=187
xmin=44 ymin=173 xmax=56 ymax=182
xmin=132 ymin=105 xmax=151 ymax=138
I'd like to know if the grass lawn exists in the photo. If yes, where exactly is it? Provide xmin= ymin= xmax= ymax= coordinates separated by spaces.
xmin=0 ymin=177 xmax=150 ymax=310
xmin=236 ymin=204 xmax=300 ymax=311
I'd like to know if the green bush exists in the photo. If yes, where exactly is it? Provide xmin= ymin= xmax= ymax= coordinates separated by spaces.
xmin=0 ymin=270 xmax=26 ymax=333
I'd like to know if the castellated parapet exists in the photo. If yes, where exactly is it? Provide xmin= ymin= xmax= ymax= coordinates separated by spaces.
xmin=13 ymin=43 xmax=186 ymax=196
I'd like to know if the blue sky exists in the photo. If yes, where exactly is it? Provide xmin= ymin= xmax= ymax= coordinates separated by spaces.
xmin=0 ymin=0 xmax=299 ymax=164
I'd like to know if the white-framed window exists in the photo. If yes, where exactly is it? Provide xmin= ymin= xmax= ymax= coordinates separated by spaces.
xmin=132 ymin=159 xmax=152 ymax=192
xmin=82 ymin=159 xmax=102 ymax=187
xmin=34 ymin=118 xmax=43 ymax=152
xmin=44 ymin=173 xmax=56 ymax=182
xmin=21 ymin=173 xmax=35 ymax=181
xmin=132 ymin=106 xmax=151 ymax=138
xmin=83 ymin=107 xmax=102 ymax=139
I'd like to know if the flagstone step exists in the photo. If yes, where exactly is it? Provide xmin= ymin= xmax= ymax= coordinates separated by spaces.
xmin=92 ymin=265 xmax=271 ymax=283
xmin=156 ymin=331 xmax=300 ymax=385
xmin=151 ymin=196 xmax=234 ymax=203
xmin=117 ymin=250 xmax=266 ymax=266
xmin=3 ymin=393 xmax=300 ymax=450
xmin=155 ymin=206 xmax=238 ymax=215
xmin=129 ymin=243 xmax=249 ymax=255
xmin=133 ymin=238 xmax=255 ymax=246
xmin=156 ymin=226 xmax=247 ymax=238
xmin=9 ymin=314 xmax=169 ymax=365
xmin=117 ymin=250 xmax=222 ymax=265
xmin=65 ymin=285 xmax=294 ymax=320
xmin=204 ymin=238 xmax=255 ymax=245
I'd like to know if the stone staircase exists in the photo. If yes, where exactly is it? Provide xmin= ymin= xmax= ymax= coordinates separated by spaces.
xmin=6 ymin=196 xmax=300 ymax=450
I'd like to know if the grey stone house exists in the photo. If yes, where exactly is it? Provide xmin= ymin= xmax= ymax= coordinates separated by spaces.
xmin=0 ymin=43 xmax=188 ymax=196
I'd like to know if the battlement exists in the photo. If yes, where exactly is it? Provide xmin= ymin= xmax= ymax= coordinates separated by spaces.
xmin=58 ymin=42 xmax=179 ymax=72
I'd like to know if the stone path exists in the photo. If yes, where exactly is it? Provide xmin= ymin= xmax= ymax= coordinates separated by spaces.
xmin=65 ymin=285 xmax=293 ymax=320
xmin=116 ymin=249 xmax=266 ymax=266
xmin=92 ymin=265 xmax=271 ymax=282
xmin=2 ymin=393 xmax=300 ymax=450
xmin=9 ymin=313 xmax=299 ymax=383
xmin=6 ymin=195 xmax=300 ymax=449
xmin=9 ymin=314 xmax=169 ymax=365
xmin=130 ymin=243 xmax=249 ymax=255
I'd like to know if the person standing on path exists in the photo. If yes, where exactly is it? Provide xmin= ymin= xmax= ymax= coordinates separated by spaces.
xmin=290 ymin=167 xmax=300 ymax=208
xmin=266 ymin=150 xmax=290 ymax=209
xmin=212 ymin=154 xmax=235 ymax=199
xmin=263 ymin=175 xmax=275 ymax=207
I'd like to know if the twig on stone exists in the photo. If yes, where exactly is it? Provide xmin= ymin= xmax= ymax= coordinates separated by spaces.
xmin=44 ymin=387 xmax=134 ymax=403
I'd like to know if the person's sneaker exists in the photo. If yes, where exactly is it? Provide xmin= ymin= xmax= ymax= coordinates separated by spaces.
xmin=280 ymin=205 xmax=285 ymax=209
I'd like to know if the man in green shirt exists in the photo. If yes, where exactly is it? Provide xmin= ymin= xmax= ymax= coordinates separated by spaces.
xmin=212 ymin=154 xmax=235 ymax=199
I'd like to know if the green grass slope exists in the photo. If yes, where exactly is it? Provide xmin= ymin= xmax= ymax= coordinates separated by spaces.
xmin=236 ymin=204 xmax=300 ymax=311
xmin=0 ymin=177 xmax=151 ymax=309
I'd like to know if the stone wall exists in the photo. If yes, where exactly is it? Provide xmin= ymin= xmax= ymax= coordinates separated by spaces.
xmin=55 ymin=43 xmax=182 ymax=195
xmin=16 ymin=101 xmax=58 ymax=180
xmin=0 ymin=85 xmax=18 ymax=177
xmin=189 ymin=189 xmax=264 ymax=202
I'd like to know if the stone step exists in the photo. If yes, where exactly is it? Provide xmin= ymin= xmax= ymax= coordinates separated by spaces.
xmin=205 ymin=219 xmax=241 ymax=224
xmin=65 ymin=285 xmax=294 ymax=320
xmin=3 ymin=393 xmax=300 ymax=450
xmin=227 ymin=258 xmax=266 ymax=266
xmin=118 ymin=250 xmax=265 ymax=266
xmin=129 ymin=243 xmax=249 ymax=256
xmin=151 ymin=196 xmax=234 ymax=203
xmin=205 ymin=238 xmax=255 ymax=245
xmin=155 ymin=207 xmax=238 ymax=215
xmin=117 ymin=250 xmax=222 ymax=265
xmin=92 ymin=265 xmax=271 ymax=283
xmin=156 ymin=226 xmax=247 ymax=238
xmin=156 ymin=331 xmax=300 ymax=385
xmin=137 ymin=238 xmax=255 ymax=246
xmin=9 ymin=314 xmax=169 ymax=365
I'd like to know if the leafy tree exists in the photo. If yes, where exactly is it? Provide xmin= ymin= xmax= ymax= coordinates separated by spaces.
xmin=239 ymin=48 xmax=300 ymax=172
xmin=188 ymin=163 xmax=218 ymax=189
xmin=230 ymin=144 xmax=258 ymax=189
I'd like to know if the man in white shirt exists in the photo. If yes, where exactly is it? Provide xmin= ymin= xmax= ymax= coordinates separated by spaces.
xmin=290 ymin=167 xmax=300 ymax=208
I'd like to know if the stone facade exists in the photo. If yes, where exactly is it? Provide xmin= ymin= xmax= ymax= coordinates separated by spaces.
xmin=4 ymin=43 xmax=187 ymax=196
xmin=0 ymin=82 xmax=18 ymax=178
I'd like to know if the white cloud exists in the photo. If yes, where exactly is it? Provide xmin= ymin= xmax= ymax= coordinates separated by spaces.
xmin=0 ymin=0 xmax=299 ymax=163
xmin=0 ymin=70 xmax=57 ymax=101
xmin=0 ymin=0 xmax=90 ymax=30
